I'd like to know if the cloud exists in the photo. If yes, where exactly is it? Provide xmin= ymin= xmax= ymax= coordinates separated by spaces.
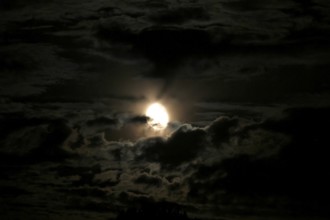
xmin=133 ymin=173 xmax=163 ymax=187
xmin=136 ymin=27 xmax=212 ymax=64
xmin=86 ymin=116 xmax=118 ymax=127
xmin=148 ymin=5 xmax=210 ymax=24
xmin=58 ymin=187 xmax=107 ymax=199
xmin=136 ymin=124 xmax=207 ymax=169
xmin=0 ymin=44 xmax=78 ymax=96
xmin=116 ymin=200 xmax=189 ymax=220
xmin=184 ymin=107 xmax=330 ymax=215
xmin=221 ymin=0 xmax=297 ymax=12
xmin=1 ymin=0 xmax=329 ymax=111
xmin=0 ymin=115 xmax=72 ymax=161
xmin=128 ymin=114 xmax=291 ymax=175
xmin=1 ymin=107 xmax=330 ymax=219
xmin=93 ymin=169 xmax=121 ymax=187
xmin=128 ymin=115 xmax=149 ymax=124
xmin=105 ymin=123 xmax=148 ymax=142
xmin=206 ymin=116 xmax=239 ymax=146
xmin=76 ymin=114 xmax=150 ymax=141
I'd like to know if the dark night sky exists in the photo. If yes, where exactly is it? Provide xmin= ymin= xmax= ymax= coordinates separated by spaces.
xmin=1 ymin=0 xmax=330 ymax=219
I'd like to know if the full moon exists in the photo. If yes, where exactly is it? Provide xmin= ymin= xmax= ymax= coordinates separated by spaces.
xmin=146 ymin=103 xmax=169 ymax=130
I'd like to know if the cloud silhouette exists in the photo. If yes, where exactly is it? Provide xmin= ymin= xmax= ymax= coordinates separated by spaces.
xmin=134 ymin=173 xmax=163 ymax=187
xmin=136 ymin=125 xmax=207 ymax=168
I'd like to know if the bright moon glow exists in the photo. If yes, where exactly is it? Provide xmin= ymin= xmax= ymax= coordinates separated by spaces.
xmin=146 ymin=103 xmax=169 ymax=130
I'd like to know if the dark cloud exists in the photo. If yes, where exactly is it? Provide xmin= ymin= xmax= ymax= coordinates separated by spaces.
xmin=1 ymin=107 xmax=330 ymax=219
xmin=262 ymin=108 xmax=330 ymax=199
xmin=55 ymin=164 xmax=101 ymax=179
xmin=117 ymin=190 xmax=155 ymax=206
xmin=106 ymin=123 xmax=147 ymax=142
xmin=137 ymin=125 xmax=207 ymax=168
xmin=0 ymin=114 xmax=72 ymax=162
xmin=66 ymin=199 xmax=115 ymax=213
xmin=148 ymin=6 xmax=210 ymax=24
xmin=222 ymin=0 xmax=295 ymax=12
xmin=117 ymin=200 xmax=189 ymax=220
xmin=110 ymin=148 xmax=122 ymax=161
xmin=136 ymin=27 xmax=213 ymax=64
xmin=86 ymin=116 xmax=118 ymax=127
xmin=133 ymin=173 xmax=163 ymax=187
xmin=128 ymin=115 xmax=149 ymax=124
xmin=206 ymin=116 xmax=239 ymax=146
xmin=58 ymin=187 xmax=107 ymax=199
xmin=69 ymin=133 xmax=85 ymax=149
xmin=79 ymin=114 xmax=150 ymax=141
xmin=87 ymin=134 xmax=107 ymax=147
xmin=184 ymin=107 xmax=330 ymax=216
xmin=0 ymin=44 xmax=78 ymax=96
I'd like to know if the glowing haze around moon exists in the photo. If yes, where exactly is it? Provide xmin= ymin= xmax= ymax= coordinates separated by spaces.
xmin=146 ymin=103 xmax=169 ymax=130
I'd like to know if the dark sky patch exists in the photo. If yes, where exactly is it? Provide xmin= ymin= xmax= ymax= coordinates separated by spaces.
xmin=0 ymin=0 xmax=48 ymax=10
xmin=0 ymin=185 xmax=30 ymax=198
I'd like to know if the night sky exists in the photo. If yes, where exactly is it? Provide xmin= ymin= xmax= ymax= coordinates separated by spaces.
xmin=1 ymin=0 xmax=330 ymax=219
